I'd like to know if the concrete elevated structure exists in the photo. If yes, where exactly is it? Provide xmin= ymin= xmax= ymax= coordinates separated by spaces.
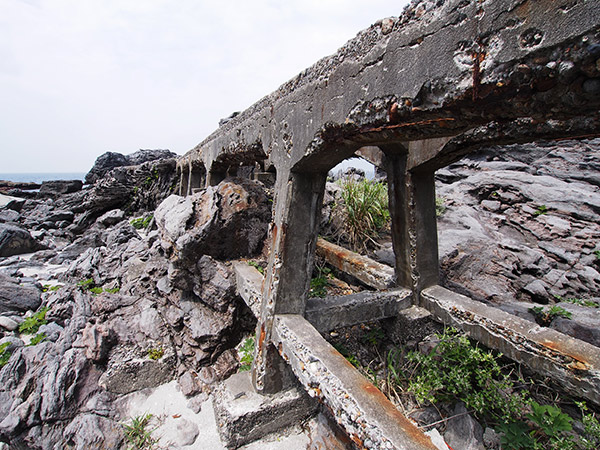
xmin=181 ymin=1 xmax=600 ymax=448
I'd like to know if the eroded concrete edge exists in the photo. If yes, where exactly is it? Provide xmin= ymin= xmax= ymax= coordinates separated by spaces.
xmin=273 ymin=314 xmax=438 ymax=450
xmin=421 ymin=285 xmax=600 ymax=406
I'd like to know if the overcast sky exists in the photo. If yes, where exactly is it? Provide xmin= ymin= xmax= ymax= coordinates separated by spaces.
xmin=0 ymin=0 xmax=409 ymax=173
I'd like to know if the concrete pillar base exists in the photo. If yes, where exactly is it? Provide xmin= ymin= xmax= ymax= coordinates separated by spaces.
xmin=212 ymin=372 xmax=317 ymax=449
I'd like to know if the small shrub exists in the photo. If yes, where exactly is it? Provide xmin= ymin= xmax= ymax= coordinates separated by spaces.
xmin=498 ymin=402 xmax=574 ymax=449
xmin=555 ymin=295 xmax=598 ymax=308
xmin=406 ymin=328 xmax=525 ymax=422
xmin=18 ymin=307 xmax=49 ymax=335
xmin=309 ymin=266 xmax=331 ymax=298
xmin=534 ymin=204 xmax=548 ymax=216
xmin=339 ymin=178 xmax=390 ymax=251
xmin=42 ymin=285 xmax=60 ymax=293
xmin=77 ymin=278 xmax=95 ymax=290
xmin=436 ymin=196 xmax=446 ymax=217
xmin=130 ymin=215 xmax=153 ymax=230
xmin=27 ymin=332 xmax=47 ymax=346
xmin=122 ymin=413 xmax=157 ymax=449
xmin=238 ymin=336 xmax=255 ymax=372
xmin=147 ymin=347 xmax=164 ymax=360
xmin=247 ymin=261 xmax=264 ymax=275
xmin=0 ymin=342 xmax=11 ymax=367
xmin=530 ymin=305 xmax=572 ymax=326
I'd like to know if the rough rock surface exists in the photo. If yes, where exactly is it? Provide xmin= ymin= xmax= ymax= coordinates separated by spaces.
xmin=0 ymin=223 xmax=43 ymax=257
xmin=0 ymin=158 xmax=259 ymax=448
xmin=85 ymin=149 xmax=177 ymax=184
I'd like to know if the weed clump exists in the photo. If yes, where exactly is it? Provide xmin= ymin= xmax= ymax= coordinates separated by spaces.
xmin=18 ymin=307 xmax=49 ymax=335
xmin=122 ymin=413 xmax=157 ymax=449
xmin=338 ymin=178 xmax=390 ymax=252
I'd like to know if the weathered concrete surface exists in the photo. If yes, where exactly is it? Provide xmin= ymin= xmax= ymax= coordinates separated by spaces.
xmin=176 ymin=0 xmax=600 ymax=444
xmin=316 ymin=238 xmax=395 ymax=290
xmin=305 ymin=289 xmax=412 ymax=333
xmin=212 ymin=371 xmax=317 ymax=449
xmin=273 ymin=314 xmax=438 ymax=450
xmin=233 ymin=261 xmax=264 ymax=318
xmin=421 ymin=285 xmax=600 ymax=407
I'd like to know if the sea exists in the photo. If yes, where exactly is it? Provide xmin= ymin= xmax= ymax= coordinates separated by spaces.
xmin=0 ymin=173 xmax=86 ymax=184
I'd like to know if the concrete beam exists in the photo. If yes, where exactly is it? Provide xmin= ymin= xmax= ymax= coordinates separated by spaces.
xmin=305 ymin=289 xmax=412 ymax=333
xmin=234 ymin=262 xmax=411 ymax=333
xmin=315 ymin=238 xmax=395 ymax=290
xmin=233 ymin=262 xmax=263 ymax=318
xmin=421 ymin=285 xmax=600 ymax=407
xmin=273 ymin=314 xmax=438 ymax=450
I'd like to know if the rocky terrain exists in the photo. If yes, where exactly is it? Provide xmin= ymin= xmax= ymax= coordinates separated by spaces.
xmin=0 ymin=139 xmax=598 ymax=449
xmin=0 ymin=150 xmax=269 ymax=448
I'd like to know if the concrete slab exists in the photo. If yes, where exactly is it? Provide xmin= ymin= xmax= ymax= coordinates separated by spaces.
xmin=212 ymin=371 xmax=317 ymax=449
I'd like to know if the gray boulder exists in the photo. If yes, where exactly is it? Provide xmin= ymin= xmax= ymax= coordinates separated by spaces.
xmin=0 ymin=223 xmax=42 ymax=257
xmin=156 ymin=177 xmax=271 ymax=262
xmin=0 ymin=274 xmax=42 ymax=313
xmin=85 ymin=149 xmax=177 ymax=184
xmin=38 ymin=180 xmax=83 ymax=197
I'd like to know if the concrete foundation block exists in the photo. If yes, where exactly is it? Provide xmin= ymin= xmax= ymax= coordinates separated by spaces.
xmin=212 ymin=371 xmax=317 ymax=449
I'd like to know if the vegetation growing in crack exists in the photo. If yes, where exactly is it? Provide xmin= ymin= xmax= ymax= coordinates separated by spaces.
xmin=130 ymin=215 xmax=153 ymax=230
xmin=554 ymin=294 xmax=598 ymax=308
xmin=77 ymin=278 xmax=119 ymax=295
xmin=247 ymin=260 xmax=265 ymax=275
xmin=237 ymin=336 xmax=255 ymax=372
xmin=309 ymin=266 xmax=332 ymax=298
xmin=530 ymin=305 xmax=572 ymax=326
xmin=147 ymin=347 xmax=164 ymax=360
xmin=436 ymin=196 xmax=446 ymax=217
xmin=0 ymin=342 xmax=11 ymax=368
xmin=122 ymin=413 xmax=157 ymax=449
xmin=27 ymin=332 xmax=47 ymax=346
xmin=18 ymin=307 xmax=49 ymax=335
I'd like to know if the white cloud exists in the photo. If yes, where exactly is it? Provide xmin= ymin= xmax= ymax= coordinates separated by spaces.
xmin=0 ymin=0 xmax=408 ymax=172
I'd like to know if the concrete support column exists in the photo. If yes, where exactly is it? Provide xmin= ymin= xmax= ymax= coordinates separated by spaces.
xmin=180 ymin=165 xmax=190 ymax=197
xmin=252 ymin=169 xmax=327 ymax=394
xmin=383 ymin=145 xmax=439 ymax=297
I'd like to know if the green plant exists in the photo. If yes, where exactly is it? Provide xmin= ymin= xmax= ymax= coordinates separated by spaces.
xmin=77 ymin=278 xmax=95 ymax=290
xmin=594 ymin=250 xmax=600 ymax=260
xmin=534 ymin=205 xmax=548 ymax=216
xmin=498 ymin=402 xmax=574 ymax=450
xmin=104 ymin=287 xmax=120 ymax=294
xmin=42 ymin=284 xmax=60 ymax=293
xmin=309 ymin=266 xmax=331 ymax=298
xmin=130 ymin=215 xmax=153 ymax=230
xmin=147 ymin=347 xmax=164 ymax=360
xmin=334 ymin=344 xmax=360 ymax=368
xmin=28 ymin=332 xmax=47 ymax=346
xmin=0 ymin=342 xmax=11 ymax=367
xmin=238 ymin=336 xmax=255 ymax=372
xmin=18 ymin=307 xmax=49 ymax=335
xmin=363 ymin=327 xmax=385 ymax=347
xmin=555 ymin=295 xmax=598 ymax=308
xmin=122 ymin=413 xmax=157 ymax=449
xmin=577 ymin=402 xmax=600 ymax=449
xmin=339 ymin=178 xmax=390 ymax=251
xmin=89 ymin=287 xmax=103 ymax=295
xmin=247 ymin=261 xmax=265 ymax=275
xmin=406 ymin=328 xmax=525 ymax=422
xmin=530 ymin=305 xmax=572 ymax=326
xmin=436 ymin=196 xmax=446 ymax=217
